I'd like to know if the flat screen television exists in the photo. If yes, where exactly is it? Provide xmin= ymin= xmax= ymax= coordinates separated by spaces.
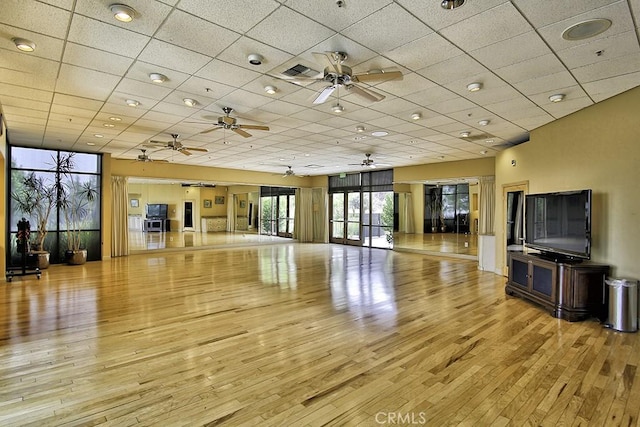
xmin=525 ymin=189 xmax=592 ymax=260
xmin=146 ymin=203 xmax=168 ymax=219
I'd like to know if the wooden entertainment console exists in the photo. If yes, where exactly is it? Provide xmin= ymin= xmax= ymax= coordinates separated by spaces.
xmin=506 ymin=252 xmax=610 ymax=322
xmin=144 ymin=218 xmax=170 ymax=232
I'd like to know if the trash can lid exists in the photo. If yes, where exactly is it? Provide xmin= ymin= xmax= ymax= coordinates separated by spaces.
xmin=606 ymin=278 xmax=638 ymax=287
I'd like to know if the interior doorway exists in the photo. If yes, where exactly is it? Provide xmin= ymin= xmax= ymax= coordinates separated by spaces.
xmin=183 ymin=200 xmax=194 ymax=231
xmin=502 ymin=182 xmax=528 ymax=276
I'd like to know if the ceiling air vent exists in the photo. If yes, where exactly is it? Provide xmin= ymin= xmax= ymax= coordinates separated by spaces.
xmin=282 ymin=64 xmax=319 ymax=77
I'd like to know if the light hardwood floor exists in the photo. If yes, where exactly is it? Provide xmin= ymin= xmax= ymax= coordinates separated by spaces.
xmin=1 ymin=243 xmax=638 ymax=426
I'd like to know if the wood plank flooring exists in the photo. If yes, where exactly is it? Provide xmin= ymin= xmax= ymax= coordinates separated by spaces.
xmin=1 ymin=243 xmax=638 ymax=426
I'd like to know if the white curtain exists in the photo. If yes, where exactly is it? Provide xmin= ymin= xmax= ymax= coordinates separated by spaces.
xmin=111 ymin=176 xmax=129 ymax=257
xmin=479 ymin=175 xmax=495 ymax=235
xmin=226 ymin=194 xmax=236 ymax=231
xmin=312 ymin=187 xmax=329 ymax=243
xmin=295 ymin=188 xmax=314 ymax=242
xmin=404 ymin=193 xmax=415 ymax=234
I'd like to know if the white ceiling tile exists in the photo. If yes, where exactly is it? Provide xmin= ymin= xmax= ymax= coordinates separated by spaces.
xmin=512 ymin=71 xmax=579 ymax=97
xmin=398 ymin=0 xmax=508 ymax=31
xmin=74 ymin=0 xmax=173 ymax=36
xmin=537 ymin=2 xmax=635 ymax=52
xmin=138 ymin=40 xmax=212 ymax=75
xmin=57 ymin=64 xmax=121 ymax=101
xmin=247 ymin=7 xmax=335 ymax=55
xmin=470 ymin=32 xmax=552 ymax=70
xmin=416 ymin=54 xmax=488 ymax=87
xmin=342 ymin=3 xmax=432 ymax=53
xmin=287 ymin=0 xmax=392 ymax=32
xmin=216 ymin=36 xmax=294 ymax=72
xmin=115 ymin=78 xmax=172 ymax=101
xmin=572 ymin=53 xmax=640 ymax=84
xmin=495 ymin=54 xmax=566 ymax=85
xmin=556 ymin=31 xmax=639 ymax=69
xmin=0 ymin=0 xmax=71 ymax=38
xmin=385 ymin=33 xmax=462 ymax=71
xmin=178 ymin=0 xmax=279 ymax=34
xmin=63 ymin=43 xmax=134 ymax=76
xmin=154 ymin=10 xmax=240 ymax=58
xmin=67 ymin=15 xmax=150 ymax=58
xmin=195 ymin=60 xmax=262 ymax=88
xmin=440 ymin=3 xmax=531 ymax=51
xmin=0 ymin=83 xmax=52 ymax=103
xmin=583 ymin=71 xmax=640 ymax=102
xmin=513 ymin=0 xmax=621 ymax=27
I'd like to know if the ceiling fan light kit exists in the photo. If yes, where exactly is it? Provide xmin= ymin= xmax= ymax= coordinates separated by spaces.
xmin=356 ymin=125 xmax=365 ymax=132
xmin=12 ymin=37 xmax=36 ymax=52
xmin=199 ymin=107 xmax=270 ymax=138
xmin=110 ymin=4 xmax=136 ymax=22
xmin=248 ymin=53 xmax=263 ymax=65
xmin=332 ymin=103 xmax=344 ymax=113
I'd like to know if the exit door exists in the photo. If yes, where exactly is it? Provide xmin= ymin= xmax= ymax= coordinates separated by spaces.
xmin=329 ymin=191 xmax=362 ymax=245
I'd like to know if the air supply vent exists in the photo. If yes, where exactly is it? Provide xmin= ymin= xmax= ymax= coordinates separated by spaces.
xmin=282 ymin=64 xmax=320 ymax=78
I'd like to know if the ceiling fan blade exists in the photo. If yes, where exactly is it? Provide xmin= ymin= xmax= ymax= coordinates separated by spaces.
xmin=200 ymin=126 xmax=221 ymax=134
xmin=346 ymin=84 xmax=385 ymax=102
xmin=179 ymin=149 xmax=192 ymax=156
xmin=148 ymin=140 xmax=166 ymax=144
xmin=312 ymin=51 xmax=342 ymax=75
xmin=221 ymin=116 xmax=235 ymax=126
xmin=184 ymin=147 xmax=208 ymax=152
xmin=239 ymin=124 xmax=270 ymax=131
xmin=313 ymin=85 xmax=337 ymax=105
xmin=153 ymin=159 xmax=170 ymax=163
xmin=352 ymin=70 xmax=403 ymax=83
xmin=232 ymin=128 xmax=252 ymax=138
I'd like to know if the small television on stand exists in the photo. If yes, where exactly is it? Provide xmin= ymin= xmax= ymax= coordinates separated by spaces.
xmin=524 ymin=189 xmax=592 ymax=262
xmin=146 ymin=203 xmax=168 ymax=219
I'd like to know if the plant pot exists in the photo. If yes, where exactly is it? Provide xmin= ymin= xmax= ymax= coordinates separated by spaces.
xmin=29 ymin=250 xmax=50 ymax=269
xmin=66 ymin=249 xmax=87 ymax=265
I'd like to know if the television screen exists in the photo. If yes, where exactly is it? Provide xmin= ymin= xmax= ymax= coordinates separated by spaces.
xmin=146 ymin=203 xmax=168 ymax=219
xmin=525 ymin=189 xmax=591 ymax=260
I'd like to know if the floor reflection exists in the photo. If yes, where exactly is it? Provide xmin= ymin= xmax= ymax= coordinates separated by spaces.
xmin=393 ymin=232 xmax=478 ymax=259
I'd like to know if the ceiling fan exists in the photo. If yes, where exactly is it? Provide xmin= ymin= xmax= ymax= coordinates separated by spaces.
xmin=147 ymin=134 xmax=208 ymax=156
xmin=282 ymin=166 xmax=296 ymax=177
xmin=280 ymin=51 xmax=403 ymax=105
xmin=349 ymin=153 xmax=391 ymax=169
xmin=200 ymin=107 xmax=270 ymax=138
xmin=135 ymin=149 xmax=168 ymax=163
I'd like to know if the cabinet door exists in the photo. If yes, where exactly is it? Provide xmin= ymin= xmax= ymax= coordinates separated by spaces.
xmin=510 ymin=256 xmax=529 ymax=289
xmin=531 ymin=262 xmax=556 ymax=299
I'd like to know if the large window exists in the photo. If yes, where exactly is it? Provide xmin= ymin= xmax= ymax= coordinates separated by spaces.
xmin=424 ymin=184 xmax=469 ymax=233
xmin=260 ymin=187 xmax=295 ymax=238
xmin=8 ymin=147 xmax=102 ymax=264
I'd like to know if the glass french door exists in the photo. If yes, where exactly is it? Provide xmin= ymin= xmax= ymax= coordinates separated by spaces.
xmin=260 ymin=194 xmax=294 ymax=237
xmin=363 ymin=191 xmax=394 ymax=248
xmin=277 ymin=194 xmax=295 ymax=238
xmin=330 ymin=191 xmax=362 ymax=245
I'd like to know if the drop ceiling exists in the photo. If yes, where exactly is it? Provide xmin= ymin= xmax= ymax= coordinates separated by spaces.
xmin=1 ymin=0 xmax=639 ymax=176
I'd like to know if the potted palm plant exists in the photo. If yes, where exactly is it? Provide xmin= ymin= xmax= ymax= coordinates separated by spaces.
xmin=430 ymin=188 xmax=441 ymax=233
xmin=55 ymin=153 xmax=98 ymax=265
xmin=11 ymin=172 xmax=56 ymax=268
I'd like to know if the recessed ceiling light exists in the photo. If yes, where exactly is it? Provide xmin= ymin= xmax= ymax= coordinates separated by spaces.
xmin=480 ymin=150 xmax=488 ymax=155
xmin=264 ymin=85 xmax=277 ymax=94
xmin=149 ymin=73 xmax=167 ymax=83
xmin=125 ymin=99 xmax=139 ymax=107
xmin=371 ymin=131 xmax=388 ymax=137
xmin=562 ymin=19 xmax=611 ymax=41
xmin=86 ymin=142 xmax=96 ymax=146
xmin=460 ymin=131 xmax=471 ymax=138
xmin=183 ymin=98 xmax=197 ymax=107
xmin=12 ymin=37 xmax=36 ymax=52
xmin=93 ymin=134 xmax=104 ymax=138
xmin=109 ymin=116 xmax=122 ymax=121
xmin=248 ymin=53 xmax=263 ymax=65
xmin=411 ymin=112 xmax=421 ymax=120
xmin=478 ymin=119 xmax=490 ymax=126
xmin=549 ymin=94 xmax=565 ymax=103
xmin=356 ymin=125 xmax=365 ymax=132
xmin=441 ymin=0 xmax=465 ymax=9
xmin=485 ymin=139 xmax=494 ymax=144
xmin=103 ymin=123 xmax=115 ymax=128
xmin=332 ymin=103 xmax=344 ymax=113
xmin=467 ymin=82 xmax=482 ymax=92
xmin=110 ymin=4 xmax=137 ymax=22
